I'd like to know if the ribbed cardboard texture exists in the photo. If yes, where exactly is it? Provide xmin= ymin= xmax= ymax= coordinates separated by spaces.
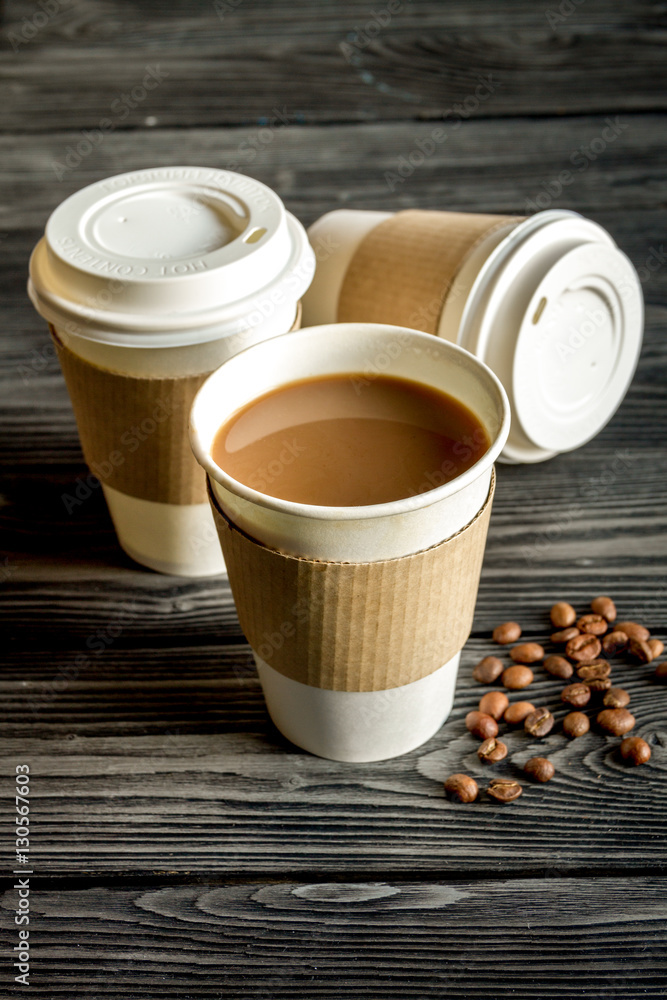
xmin=51 ymin=303 xmax=302 ymax=505
xmin=209 ymin=470 xmax=495 ymax=692
xmin=337 ymin=210 xmax=522 ymax=334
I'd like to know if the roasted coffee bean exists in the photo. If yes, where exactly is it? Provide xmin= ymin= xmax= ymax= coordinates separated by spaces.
xmin=487 ymin=778 xmax=522 ymax=803
xmin=597 ymin=708 xmax=636 ymax=736
xmin=562 ymin=711 xmax=590 ymax=738
xmin=477 ymin=737 xmax=508 ymax=764
xmin=616 ymin=621 xmax=650 ymax=642
xmin=561 ymin=683 xmax=591 ymax=708
xmin=591 ymin=596 xmax=617 ymax=622
xmin=502 ymin=665 xmax=534 ymax=690
xmin=585 ymin=676 xmax=612 ymax=693
xmin=551 ymin=626 xmax=580 ymax=644
xmin=479 ymin=691 xmax=510 ymax=720
xmin=524 ymin=707 xmax=554 ymax=737
xmin=524 ymin=756 xmax=555 ymax=782
xmin=576 ymin=613 xmax=608 ymax=636
xmin=492 ymin=621 xmax=522 ymax=645
xmin=620 ymin=736 xmax=651 ymax=766
xmin=576 ymin=660 xmax=611 ymax=682
xmin=510 ymin=642 xmax=544 ymax=664
xmin=543 ymin=654 xmax=574 ymax=680
xmin=649 ymin=639 xmax=665 ymax=659
xmin=472 ymin=655 xmax=504 ymax=684
xmin=503 ymin=701 xmax=536 ymax=725
xmin=550 ymin=602 xmax=576 ymax=628
xmin=444 ymin=774 xmax=479 ymax=802
xmin=654 ymin=662 xmax=667 ymax=683
xmin=602 ymin=631 xmax=628 ymax=656
xmin=566 ymin=633 xmax=601 ymax=662
xmin=627 ymin=638 xmax=653 ymax=663
xmin=465 ymin=711 xmax=499 ymax=740
xmin=603 ymin=687 xmax=630 ymax=709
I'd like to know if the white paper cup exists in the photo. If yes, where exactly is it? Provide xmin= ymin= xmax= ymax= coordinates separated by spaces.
xmin=28 ymin=167 xmax=314 ymax=575
xmin=190 ymin=324 xmax=510 ymax=761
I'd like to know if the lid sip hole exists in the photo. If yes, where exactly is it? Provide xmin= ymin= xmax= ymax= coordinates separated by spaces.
xmin=532 ymin=296 xmax=548 ymax=325
xmin=244 ymin=227 xmax=267 ymax=244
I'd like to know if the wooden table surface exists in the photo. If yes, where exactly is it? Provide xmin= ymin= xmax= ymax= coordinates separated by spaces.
xmin=1 ymin=1 xmax=666 ymax=996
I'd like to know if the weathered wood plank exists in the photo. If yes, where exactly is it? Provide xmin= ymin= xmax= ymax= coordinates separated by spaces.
xmin=0 ymin=876 xmax=666 ymax=997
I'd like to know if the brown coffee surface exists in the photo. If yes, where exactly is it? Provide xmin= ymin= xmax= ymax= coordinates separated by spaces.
xmin=211 ymin=373 xmax=489 ymax=506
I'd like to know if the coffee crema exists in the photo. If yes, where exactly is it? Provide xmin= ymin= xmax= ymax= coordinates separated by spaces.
xmin=211 ymin=373 xmax=489 ymax=507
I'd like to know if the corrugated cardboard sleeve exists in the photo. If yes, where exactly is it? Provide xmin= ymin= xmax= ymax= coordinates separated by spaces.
xmin=337 ymin=210 xmax=523 ymax=334
xmin=50 ymin=303 xmax=302 ymax=506
xmin=209 ymin=470 xmax=495 ymax=692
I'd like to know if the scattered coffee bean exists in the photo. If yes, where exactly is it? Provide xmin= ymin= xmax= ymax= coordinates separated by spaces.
xmin=444 ymin=774 xmax=479 ymax=802
xmin=591 ymin=596 xmax=617 ymax=622
xmin=472 ymin=655 xmax=504 ymax=684
xmin=479 ymin=690 xmax=510 ymax=720
xmin=550 ymin=602 xmax=576 ymax=628
xmin=487 ymin=778 xmax=522 ymax=803
xmin=477 ymin=737 xmax=508 ymax=764
xmin=576 ymin=613 xmax=608 ymax=636
xmin=563 ymin=711 xmax=590 ymax=738
xmin=654 ymin=662 xmax=667 ymax=682
xmin=543 ymin=654 xmax=574 ymax=680
xmin=585 ymin=676 xmax=612 ymax=693
xmin=551 ymin=626 xmax=580 ymax=644
xmin=502 ymin=665 xmax=534 ymax=690
xmin=492 ymin=621 xmax=522 ymax=645
xmin=566 ymin=633 xmax=601 ymax=662
xmin=603 ymin=687 xmax=630 ymax=709
xmin=561 ymin=683 xmax=591 ymax=708
xmin=524 ymin=707 xmax=554 ymax=737
xmin=648 ymin=639 xmax=664 ymax=659
xmin=576 ymin=660 xmax=611 ymax=682
xmin=596 ymin=708 xmax=636 ymax=736
xmin=465 ymin=711 xmax=499 ymax=740
xmin=510 ymin=642 xmax=544 ymax=664
xmin=620 ymin=736 xmax=651 ymax=766
xmin=616 ymin=621 xmax=650 ymax=642
xmin=503 ymin=701 xmax=536 ymax=725
xmin=602 ymin=631 xmax=628 ymax=656
xmin=524 ymin=756 xmax=555 ymax=782
xmin=627 ymin=638 xmax=653 ymax=664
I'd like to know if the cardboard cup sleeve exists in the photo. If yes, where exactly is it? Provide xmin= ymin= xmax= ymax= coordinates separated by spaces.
xmin=208 ymin=469 xmax=495 ymax=693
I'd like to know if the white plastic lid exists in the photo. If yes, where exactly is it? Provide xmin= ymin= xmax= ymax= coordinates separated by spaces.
xmin=28 ymin=166 xmax=314 ymax=347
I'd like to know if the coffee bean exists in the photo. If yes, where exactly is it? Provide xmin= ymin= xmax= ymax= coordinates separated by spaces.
xmin=487 ymin=778 xmax=522 ymax=803
xmin=510 ymin=642 xmax=544 ymax=664
xmin=616 ymin=621 xmax=650 ymax=642
xmin=472 ymin=655 xmax=504 ymax=684
xmin=603 ymin=687 xmax=630 ymax=709
xmin=654 ymin=662 xmax=667 ymax=682
xmin=479 ymin=691 xmax=509 ymax=720
xmin=503 ymin=701 xmax=536 ymax=725
xmin=627 ymin=638 xmax=653 ymax=664
xmin=649 ymin=639 xmax=664 ymax=659
xmin=620 ymin=736 xmax=651 ymax=766
xmin=543 ymin=655 xmax=574 ymax=680
xmin=591 ymin=596 xmax=617 ymax=622
xmin=524 ymin=756 xmax=555 ymax=782
xmin=596 ymin=708 xmax=636 ymax=736
xmin=585 ymin=676 xmax=612 ymax=693
xmin=477 ymin=737 xmax=508 ymax=764
xmin=561 ymin=683 xmax=591 ymax=707
xmin=562 ymin=711 xmax=590 ymax=738
xmin=492 ymin=621 xmax=522 ymax=645
xmin=550 ymin=602 xmax=576 ymax=628
xmin=465 ymin=711 xmax=499 ymax=740
xmin=602 ymin=631 xmax=628 ymax=656
xmin=502 ymin=665 xmax=534 ymax=690
xmin=444 ymin=774 xmax=479 ymax=802
xmin=576 ymin=660 xmax=611 ymax=682
xmin=524 ymin=707 xmax=554 ymax=737
xmin=566 ymin=633 xmax=601 ymax=662
xmin=576 ymin=613 xmax=608 ymax=636
xmin=551 ymin=626 xmax=580 ymax=644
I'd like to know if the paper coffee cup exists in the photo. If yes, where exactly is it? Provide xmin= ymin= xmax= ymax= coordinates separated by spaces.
xmin=302 ymin=208 xmax=643 ymax=464
xmin=190 ymin=324 xmax=510 ymax=761
xmin=28 ymin=167 xmax=314 ymax=575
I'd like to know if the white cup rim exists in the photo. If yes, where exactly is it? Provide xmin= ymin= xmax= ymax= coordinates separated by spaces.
xmin=189 ymin=323 xmax=510 ymax=522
